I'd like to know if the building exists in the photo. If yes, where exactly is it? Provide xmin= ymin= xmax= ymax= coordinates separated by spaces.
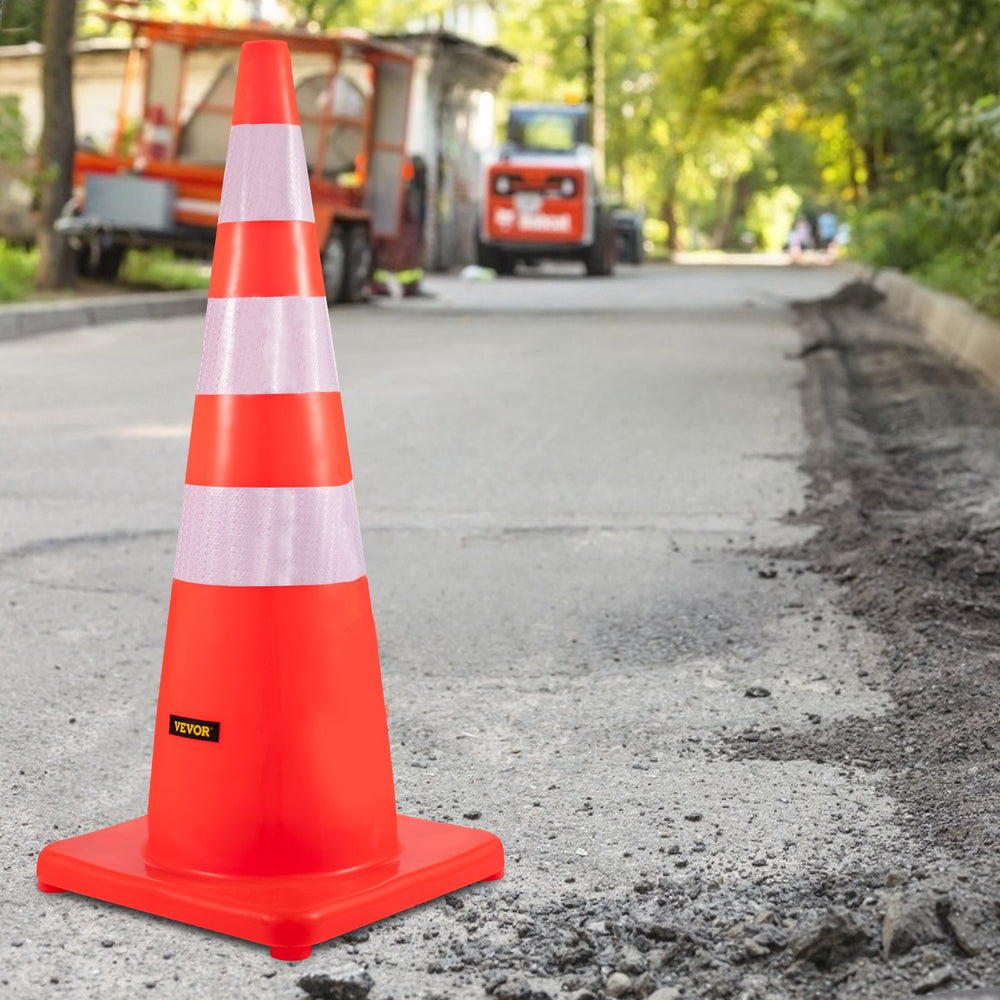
xmin=390 ymin=31 xmax=514 ymax=270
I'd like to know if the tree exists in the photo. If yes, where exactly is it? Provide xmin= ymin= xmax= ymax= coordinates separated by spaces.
xmin=36 ymin=0 xmax=78 ymax=290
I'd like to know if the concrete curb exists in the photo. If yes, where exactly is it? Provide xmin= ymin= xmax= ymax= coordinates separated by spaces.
xmin=847 ymin=263 xmax=1000 ymax=390
xmin=0 ymin=289 xmax=208 ymax=343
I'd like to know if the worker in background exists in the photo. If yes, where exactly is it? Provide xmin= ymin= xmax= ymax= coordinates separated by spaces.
xmin=371 ymin=155 xmax=433 ymax=298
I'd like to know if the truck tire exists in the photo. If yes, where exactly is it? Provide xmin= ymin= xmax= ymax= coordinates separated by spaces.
xmin=584 ymin=212 xmax=616 ymax=277
xmin=633 ymin=230 xmax=645 ymax=265
xmin=321 ymin=225 xmax=347 ymax=303
xmin=76 ymin=243 xmax=125 ymax=281
xmin=477 ymin=237 xmax=515 ymax=276
xmin=476 ymin=238 xmax=498 ymax=270
xmin=494 ymin=251 xmax=515 ymax=276
xmin=340 ymin=226 xmax=372 ymax=303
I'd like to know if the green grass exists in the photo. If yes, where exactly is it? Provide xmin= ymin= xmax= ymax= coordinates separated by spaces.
xmin=0 ymin=241 xmax=37 ymax=302
xmin=119 ymin=248 xmax=210 ymax=290
xmin=0 ymin=243 xmax=210 ymax=304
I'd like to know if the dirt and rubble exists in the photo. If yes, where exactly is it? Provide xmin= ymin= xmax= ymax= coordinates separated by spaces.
xmin=291 ymin=285 xmax=1000 ymax=1000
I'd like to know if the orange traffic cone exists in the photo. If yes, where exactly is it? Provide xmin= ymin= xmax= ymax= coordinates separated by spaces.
xmin=36 ymin=40 xmax=503 ymax=961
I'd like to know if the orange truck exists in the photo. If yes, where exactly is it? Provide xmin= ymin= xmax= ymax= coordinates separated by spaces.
xmin=57 ymin=15 xmax=414 ymax=303
xmin=476 ymin=102 xmax=616 ymax=277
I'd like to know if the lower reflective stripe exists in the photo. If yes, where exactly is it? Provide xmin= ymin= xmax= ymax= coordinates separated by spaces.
xmin=198 ymin=297 xmax=338 ymax=395
xmin=173 ymin=483 xmax=365 ymax=587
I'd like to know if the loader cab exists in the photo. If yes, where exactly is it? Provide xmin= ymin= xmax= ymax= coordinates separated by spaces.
xmin=504 ymin=104 xmax=591 ymax=155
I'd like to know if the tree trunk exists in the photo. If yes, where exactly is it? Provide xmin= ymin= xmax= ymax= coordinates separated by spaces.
xmin=712 ymin=171 xmax=753 ymax=250
xmin=710 ymin=177 xmax=734 ymax=249
xmin=863 ymin=139 xmax=881 ymax=195
xmin=661 ymin=189 xmax=679 ymax=255
xmin=36 ymin=0 xmax=77 ymax=291
xmin=846 ymin=139 xmax=862 ymax=203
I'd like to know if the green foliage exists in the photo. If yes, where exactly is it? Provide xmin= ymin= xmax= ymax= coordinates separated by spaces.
xmin=119 ymin=249 xmax=211 ymax=290
xmin=849 ymin=197 xmax=955 ymax=273
xmin=0 ymin=240 xmax=37 ymax=301
xmin=745 ymin=184 xmax=800 ymax=252
xmin=915 ymin=248 xmax=988 ymax=306
xmin=277 ymin=0 xmax=449 ymax=31
xmin=819 ymin=0 xmax=1000 ymax=311
xmin=0 ymin=96 xmax=28 ymax=164
xmin=849 ymin=194 xmax=1000 ymax=320
xmin=0 ymin=0 xmax=44 ymax=45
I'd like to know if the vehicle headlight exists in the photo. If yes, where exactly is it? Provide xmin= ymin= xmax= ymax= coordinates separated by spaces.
xmin=494 ymin=175 xmax=512 ymax=196
xmin=559 ymin=176 xmax=576 ymax=197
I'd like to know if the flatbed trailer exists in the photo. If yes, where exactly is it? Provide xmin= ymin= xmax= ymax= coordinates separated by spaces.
xmin=57 ymin=15 xmax=414 ymax=303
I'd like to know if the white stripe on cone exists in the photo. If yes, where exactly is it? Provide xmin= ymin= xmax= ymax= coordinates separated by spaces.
xmin=218 ymin=123 xmax=315 ymax=224
xmin=174 ymin=484 xmax=366 ymax=587
xmin=198 ymin=297 xmax=339 ymax=395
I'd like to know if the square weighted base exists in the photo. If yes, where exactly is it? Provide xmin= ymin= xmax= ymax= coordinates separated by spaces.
xmin=37 ymin=814 xmax=504 ymax=960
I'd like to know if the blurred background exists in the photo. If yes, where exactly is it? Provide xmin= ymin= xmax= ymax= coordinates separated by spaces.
xmin=2 ymin=0 xmax=998 ymax=315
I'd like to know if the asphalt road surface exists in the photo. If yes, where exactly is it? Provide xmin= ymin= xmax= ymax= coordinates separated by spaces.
xmin=3 ymin=261 xmax=997 ymax=999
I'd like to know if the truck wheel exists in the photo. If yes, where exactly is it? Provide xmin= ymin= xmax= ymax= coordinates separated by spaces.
xmin=585 ymin=214 xmax=615 ymax=277
xmin=321 ymin=225 xmax=347 ymax=303
xmin=494 ymin=251 xmax=515 ymax=276
xmin=340 ymin=226 xmax=372 ymax=303
xmin=76 ymin=243 xmax=125 ymax=281
xmin=476 ymin=239 xmax=498 ymax=270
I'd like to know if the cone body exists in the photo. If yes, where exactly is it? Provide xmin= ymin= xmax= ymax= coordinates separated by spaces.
xmin=143 ymin=68 xmax=396 ymax=879
xmin=36 ymin=40 xmax=503 ymax=958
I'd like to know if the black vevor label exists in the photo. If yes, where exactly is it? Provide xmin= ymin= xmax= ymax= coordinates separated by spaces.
xmin=168 ymin=714 xmax=220 ymax=743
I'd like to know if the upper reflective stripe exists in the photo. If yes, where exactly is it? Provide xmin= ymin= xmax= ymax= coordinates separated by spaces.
xmin=174 ymin=484 xmax=366 ymax=587
xmin=218 ymin=125 xmax=314 ymax=224
xmin=198 ymin=297 xmax=338 ymax=395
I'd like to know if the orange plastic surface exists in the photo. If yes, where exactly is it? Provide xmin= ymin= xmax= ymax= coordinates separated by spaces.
xmin=209 ymin=221 xmax=325 ymax=299
xmin=185 ymin=392 xmax=353 ymax=487
xmin=37 ymin=814 xmax=503 ymax=960
xmin=147 ymin=578 xmax=396 ymax=876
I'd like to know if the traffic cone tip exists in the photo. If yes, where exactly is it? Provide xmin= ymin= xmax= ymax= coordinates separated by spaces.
xmin=231 ymin=41 xmax=300 ymax=126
